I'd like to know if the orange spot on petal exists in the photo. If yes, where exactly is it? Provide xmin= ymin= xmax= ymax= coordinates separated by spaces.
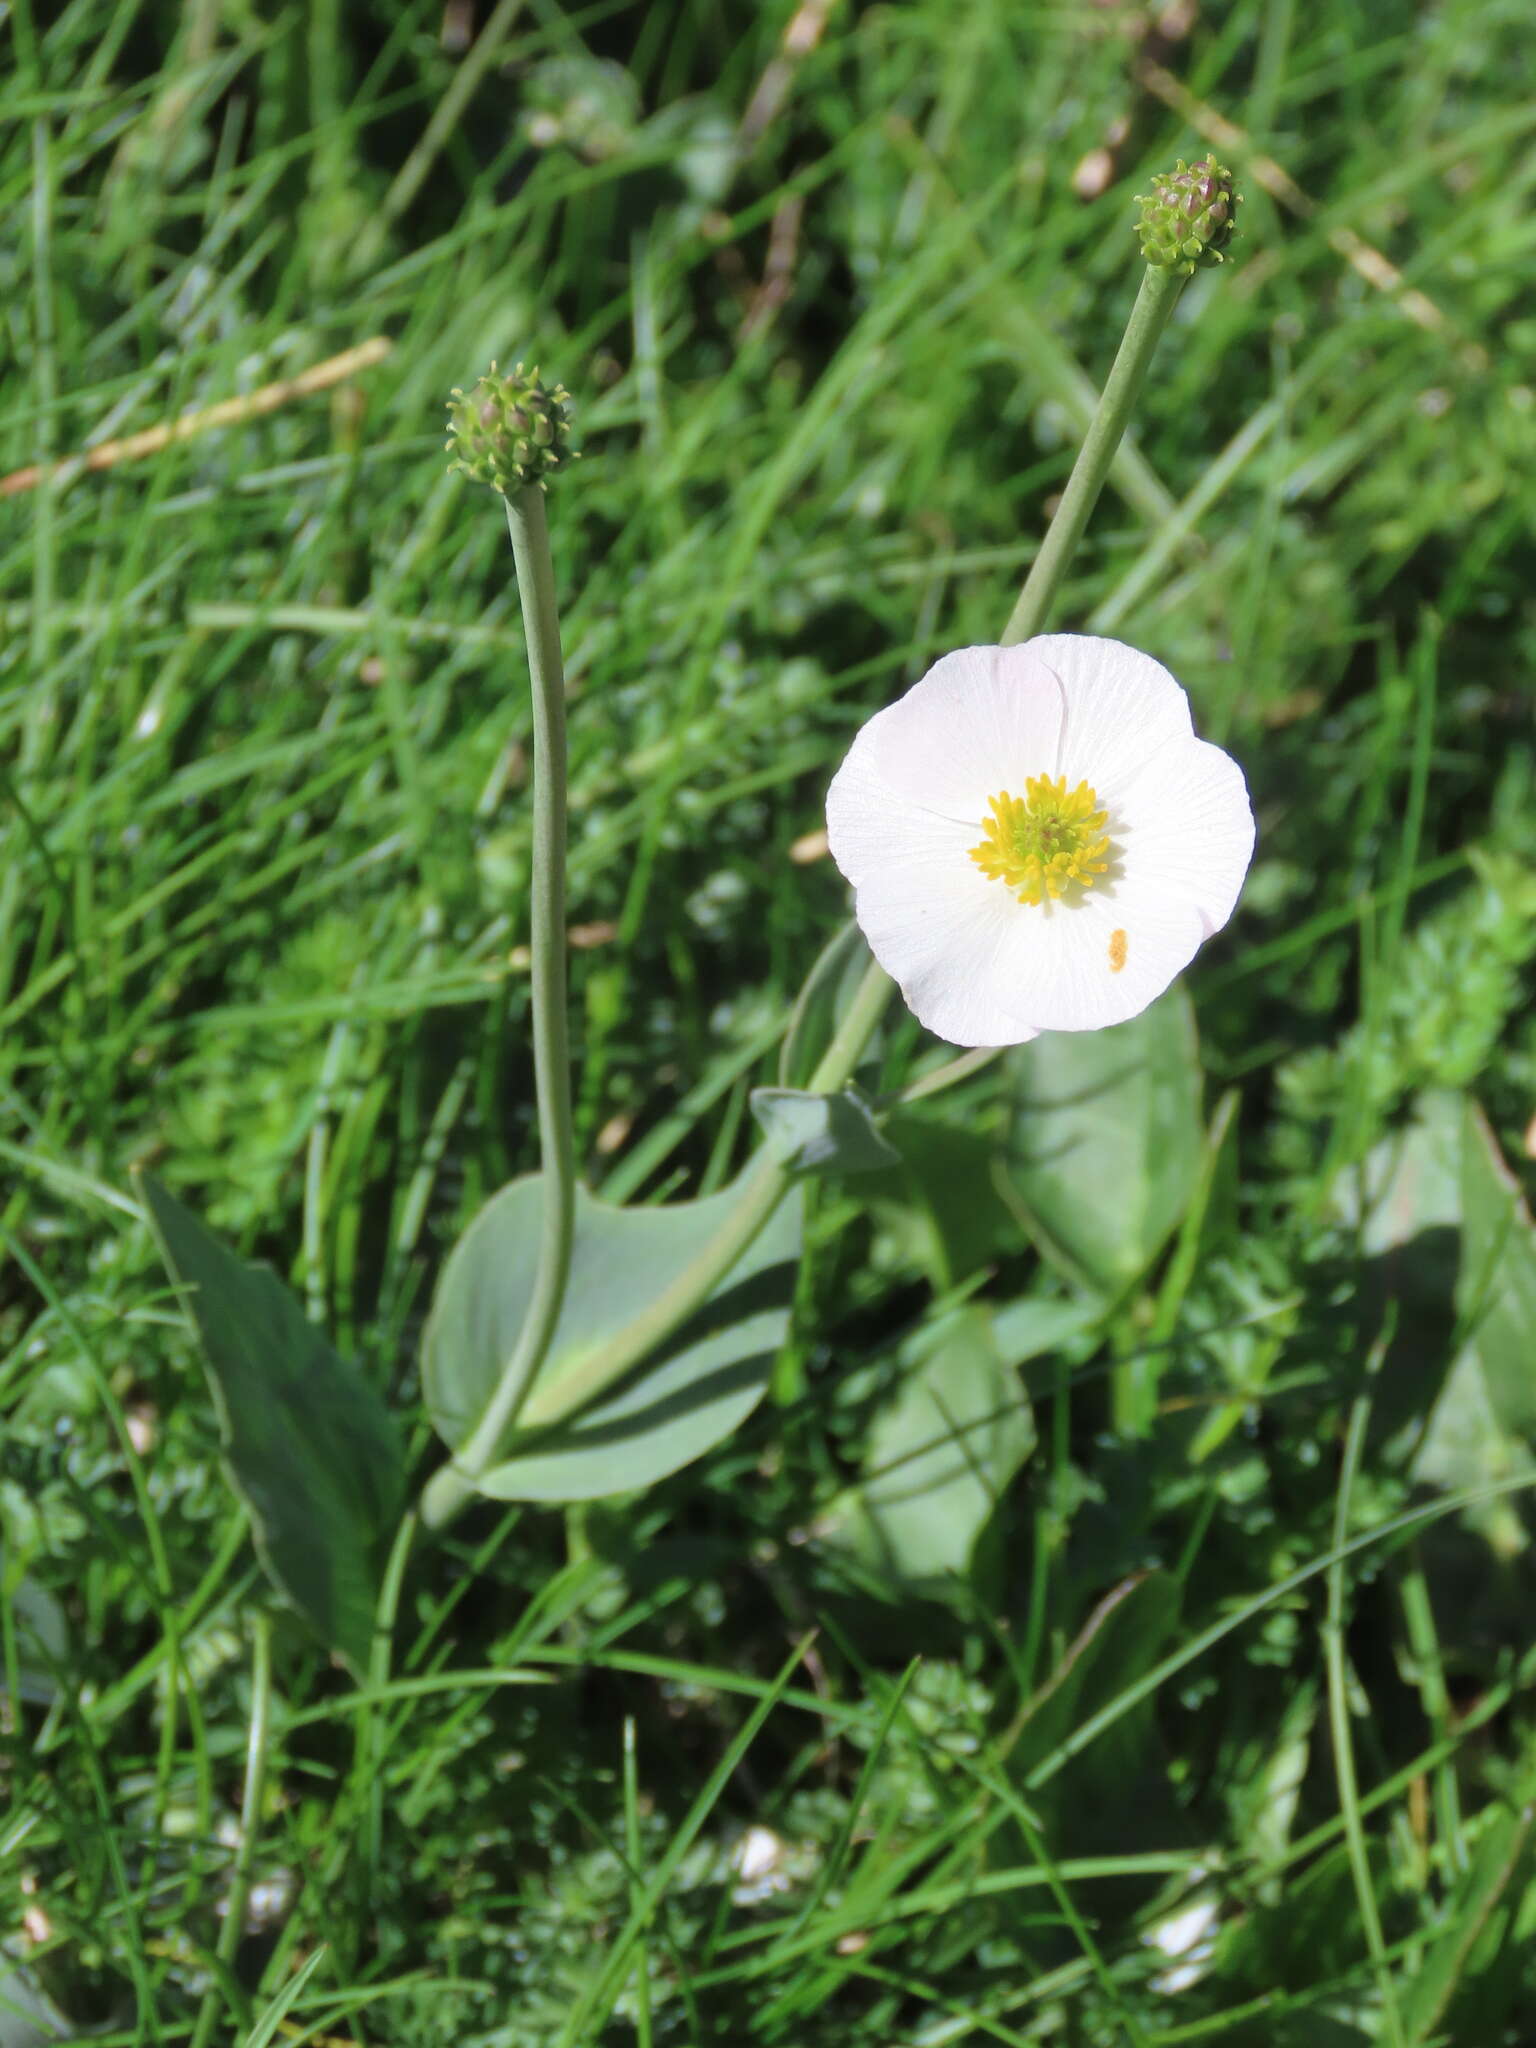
xmin=1108 ymin=929 xmax=1128 ymax=973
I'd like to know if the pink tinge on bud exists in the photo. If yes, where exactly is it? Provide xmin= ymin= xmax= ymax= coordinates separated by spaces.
xmin=1135 ymin=155 xmax=1238 ymax=273
xmin=446 ymin=359 xmax=576 ymax=492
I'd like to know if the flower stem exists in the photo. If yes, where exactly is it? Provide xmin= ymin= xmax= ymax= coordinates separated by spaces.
xmin=522 ymin=955 xmax=891 ymax=1431
xmin=889 ymin=1043 xmax=1002 ymax=1106
xmin=426 ymin=249 xmax=1186 ymax=1525
xmin=1001 ymin=262 xmax=1184 ymax=646
xmin=455 ymin=487 xmax=577 ymax=1481
xmin=420 ymin=958 xmax=891 ymax=1528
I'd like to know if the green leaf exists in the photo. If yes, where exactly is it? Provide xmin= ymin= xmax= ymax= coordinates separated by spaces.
xmin=749 ymin=1084 xmax=900 ymax=1175
xmin=997 ymin=987 xmax=1204 ymax=1296
xmin=1216 ymin=1839 xmax=1381 ymax=2029
xmin=1010 ymin=1570 xmax=1182 ymax=1783
xmin=1401 ymin=1802 xmax=1534 ymax=2045
xmin=0 ymin=1960 xmax=73 ymax=2048
xmin=138 ymin=1174 xmax=408 ymax=1675
xmin=424 ymin=1174 xmax=802 ymax=1502
xmin=822 ymin=1306 xmax=1035 ymax=1592
xmin=1343 ymin=1090 xmax=1467 ymax=1463
xmin=990 ymin=1292 xmax=1102 ymax=1372
xmin=1347 ymin=1088 xmax=1464 ymax=1255
xmin=1459 ymin=1099 xmax=1536 ymax=1437
xmin=1410 ymin=1101 xmax=1536 ymax=1558
xmin=0 ymin=1558 xmax=68 ymax=1707
xmin=1413 ymin=1353 xmax=1535 ymax=1562
xmin=1229 ymin=1680 xmax=1319 ymax=1885
xmin=873 ymin=1110 xmax=1021 ymax=1291
xmin=1006 ymin=1569 xmax=1186 ymax=1861
xmin=777 ymin=920 xmax=869 ymax=1088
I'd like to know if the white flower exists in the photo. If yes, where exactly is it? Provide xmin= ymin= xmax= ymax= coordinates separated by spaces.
xmin=1143 ymin=1891 xmax=1221 ymax=1994
xmin=825 ymin=636 xmax=1255 ymax=1047
xmin=729 ymin=1824 xmax=794 ymax=1904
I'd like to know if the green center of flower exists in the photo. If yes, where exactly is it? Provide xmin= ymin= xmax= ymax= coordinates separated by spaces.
xmin=969 ymin=775 xmax=1111 ymax=905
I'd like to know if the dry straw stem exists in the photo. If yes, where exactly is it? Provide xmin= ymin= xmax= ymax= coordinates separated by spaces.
xmin=736 ymin=0 xmax=840 ymax=155
xmin=1138 ymin=61 xmax=1490 ymax=375
xmin=730 ymin=0 xmax=839 ymax=337
xmin=0 ymin=336 xmax=393 ymax=498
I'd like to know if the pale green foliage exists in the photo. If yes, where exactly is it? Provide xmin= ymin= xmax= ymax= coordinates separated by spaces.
xmin=423 ymin=1172 xmax=802 ymax=1499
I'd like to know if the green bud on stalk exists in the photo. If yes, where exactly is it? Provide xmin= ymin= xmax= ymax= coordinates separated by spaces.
xmin=446 ymin=360 xmax=575 ymax=496
xmin=1135 ymin=156 xmax=1239 ymax=276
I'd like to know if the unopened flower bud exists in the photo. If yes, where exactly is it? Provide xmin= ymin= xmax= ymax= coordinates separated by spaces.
xmin=446 ymin=360 xmax=575 ymax=495
xmin=1134 ymin=157 xmax=1239 ymax=276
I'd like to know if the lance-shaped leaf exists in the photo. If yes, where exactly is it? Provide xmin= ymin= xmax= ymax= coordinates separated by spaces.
xmin=424 ymin=1172 xmax=802 ymax=1502
xmin=139 ymin=1174 xmax=407 ymax=1675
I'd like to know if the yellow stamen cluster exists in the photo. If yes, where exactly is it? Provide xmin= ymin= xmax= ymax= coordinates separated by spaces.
xmin=969 ymin=776 xmax=1111 ymax=905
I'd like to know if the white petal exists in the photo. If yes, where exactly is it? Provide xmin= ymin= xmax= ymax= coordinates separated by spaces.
xmin=970 ymin=735 xmax=1253 ymax=1033
xmin=1024 ymin=634 xmax=1194 ymax=804
xmin=827 ymin=747 xmax=1041 ymax=1046
xmin=1147 ymin=1898 xmax=1221 ymax=1960
xmin=839 ymin=644 xmax=1066 ymax=824
xmin=969 ymin=887 xmax=1169 ymax=1032
xmin=1111 ymin=733 xmax=1256 ymax=939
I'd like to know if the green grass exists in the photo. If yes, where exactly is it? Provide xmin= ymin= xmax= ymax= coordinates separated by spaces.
xmin=6 ymin=0 xmax=1536 ymax=2040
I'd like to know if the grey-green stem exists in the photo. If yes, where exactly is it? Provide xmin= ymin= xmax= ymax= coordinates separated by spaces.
xmin=420 ymin=239 xmax=1197 ymax=1533
xmin=421 ymin=958 xmax=891 ymax=1527
xmin=520 ymin=955 xmax=891 ymax=1431
xmin=1002 ymin=262 xmax=1184 ymax=646
xmin=450 ymin=488 xmax=576 ymax=1483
